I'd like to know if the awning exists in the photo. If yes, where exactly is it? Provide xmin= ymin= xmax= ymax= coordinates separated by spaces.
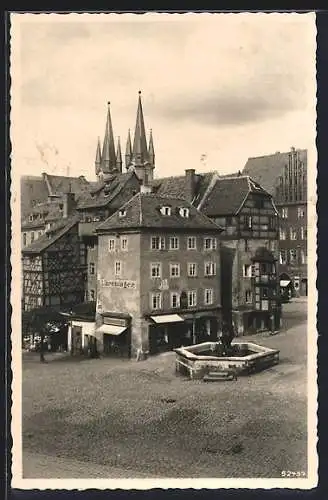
xmin=150 ymin=314 xmax=184 ymax=324
xmin=96 ymin=324 xmax=127 ymax=336
xmin=280 ymin=280 xmax=291 ymax=287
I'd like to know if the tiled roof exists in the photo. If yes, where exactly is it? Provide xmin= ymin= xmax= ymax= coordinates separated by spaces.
xmin=22 ymin=215 xmax=79 ymax=254
xmin=45 ymin=174 xmax=90 ymax=196
xmin=242 ymin=149 xmax=307 ymax=196
xmin=20 ymin=176 xmax=49 ymax=220
xmin=151 ymin=171 xmax=215 ymax=205
xmin=96 ymin=193 xmax=223 ymax=232
xmin=21 ymin=200 xmax=64 ymax=228
xmin=200 ymin=176 xmax=269 ymax=217
xmin=77 ymin=171 xmax=137 ymax=209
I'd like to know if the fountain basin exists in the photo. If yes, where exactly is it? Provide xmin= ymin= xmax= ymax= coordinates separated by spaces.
xmin=174 ymin=341 xmax=279 ymax=380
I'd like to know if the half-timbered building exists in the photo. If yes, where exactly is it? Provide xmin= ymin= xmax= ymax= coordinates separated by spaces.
xmin=22 ymin=216 xmax=86 ymax=311
xmin=200 ymin=174 xmax=281 ymax=335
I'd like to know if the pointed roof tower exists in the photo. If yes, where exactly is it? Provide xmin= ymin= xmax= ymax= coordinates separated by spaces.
xmin=125 ymin=129 xmax=132 ymax=170
xmin=101 ymin=101 xmax=116 ymax=173
xmin=148 ymin=129 xmax=155 ymax=167
xmin=131 ymin=91 xmax=149 ymax=166
xmin=115 ymin=137 xmax=122 ymax=173
xmin=95 ymin=137 xmax=102 ymax=176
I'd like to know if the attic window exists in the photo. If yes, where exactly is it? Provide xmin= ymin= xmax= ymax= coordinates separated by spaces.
xmin=118 ymin=209 xmax=126 ymax=218
xmin=29 ymin=215 xmax=33 ymax=222
xmin=179 ymin=207 xmax=190 ymax=218
xmin=160 ymin=206 xmax=171 ymax=216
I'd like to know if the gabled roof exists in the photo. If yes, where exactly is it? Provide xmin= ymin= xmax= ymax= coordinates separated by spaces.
xmin=22 ymin=215 xmax=79 ymax=254
xmin=242 ymin=149 xmax=307 ymax=196
xmin=20 ymin=175 xmax=49 ymax=220
xmin=200 ymin=176 xmax=270 ymax=217
xmin=77 ymin=171 xmax=138 ymax=209
xmin=44 ymin=173 xmax=90 ymax=196
xmin=151 ymin=171 xmax=216 ymax=205
xmin=96 ymin=192 xmax=223 ymax=233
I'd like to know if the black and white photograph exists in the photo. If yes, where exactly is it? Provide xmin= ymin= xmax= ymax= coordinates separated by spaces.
xmin=10 ymin=12 xmax=317 ymax=489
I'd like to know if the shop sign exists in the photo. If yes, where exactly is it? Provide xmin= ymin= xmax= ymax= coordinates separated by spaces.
xmin=101 ymin=278 xmax=137 ymax=289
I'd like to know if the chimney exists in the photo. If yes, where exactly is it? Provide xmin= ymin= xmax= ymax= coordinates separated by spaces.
xmin=185 ymin=169 xmax=196 ymax=203
xmin=140 ymin=184 xmax=152 ymax=194
xmin=62 ymin=192 xmax=76 ymax=218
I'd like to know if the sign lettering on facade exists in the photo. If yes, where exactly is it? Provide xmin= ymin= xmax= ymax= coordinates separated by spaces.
xmin=101 ymin=279 xmax=137 ymax=289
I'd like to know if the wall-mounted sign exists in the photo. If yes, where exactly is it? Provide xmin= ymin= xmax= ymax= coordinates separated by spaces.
xmin=101 ymin=279 xmax=137 ymax=289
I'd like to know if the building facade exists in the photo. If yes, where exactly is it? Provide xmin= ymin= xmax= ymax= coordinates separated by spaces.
xmin=22 ymin=216 xmax=86 ymax=311
xmin=199 ymin=175 xmax=281 ymax=335
xmin=243 ymin=147 xmax=308 ymax=296
xmin=93 ymin=193 xmax=223 ymax=358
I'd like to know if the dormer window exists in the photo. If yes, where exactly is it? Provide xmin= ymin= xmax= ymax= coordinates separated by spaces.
xmin=160 ymin=206 xmax=171 ymax=216
xmin=118 ymin=209 xmax=126 ymax=218
xmin=179 ymin=207 xmax=190 ymax=218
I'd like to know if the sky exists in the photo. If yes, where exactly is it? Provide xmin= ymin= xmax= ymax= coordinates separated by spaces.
xmin=11 ymin=13 xmax=316 ymax=181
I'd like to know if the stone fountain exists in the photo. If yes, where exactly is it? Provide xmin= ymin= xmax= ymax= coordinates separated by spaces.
xmin=174 ymin=323 xmax=279 ymax=380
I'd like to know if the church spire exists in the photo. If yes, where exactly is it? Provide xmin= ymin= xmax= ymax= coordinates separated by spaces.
xmin=95 ymin=136 xmax=102 ymax=176
xmin=148 ymin=129 xmax=155 ymax=167
xmin=125 ymin=129 xmax=132 ymax=170
xmin=115 ymin=137 xmax=122 ymax=173
xmin=131 ymin=91 xmax=149 ymax=166
xmin=101 ymin=101 xmax=116 ymax=173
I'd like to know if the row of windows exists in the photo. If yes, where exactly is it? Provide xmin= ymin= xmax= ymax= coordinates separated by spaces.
xmin=106 ymin=236 xmax=217 ymax=252
xmin=242 ymin=263 xmax=276 ymax=278
xmin=150 ymin=261 xmax=216 ymax=278
xmin=151 ymin=288 xmax=214 ymax=310
xmin=280 ymin=207 xmax=306 ymax=219
xmin=89 ymin=261 xmax=218 ymax=278
xmin=279 ymin=249 xmax=307 ymax=265
xmin=279 ymin=227 xmax=307 ymax=241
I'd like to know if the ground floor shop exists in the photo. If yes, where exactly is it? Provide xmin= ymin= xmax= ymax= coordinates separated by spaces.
xmin=148 ymin=311 xmax=221 ymax=355
xmin=232 ymin=307 xmax=282 ymax=336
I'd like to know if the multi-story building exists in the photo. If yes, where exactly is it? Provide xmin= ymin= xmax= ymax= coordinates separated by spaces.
xmin=90 ymin=192 xmax=223 ymax=358
xmin=22 ymin=215 xmax=86 ymax=311
xmin=199 ymin=174 xmax=280 ymax=335
xmin=243 ymin=147 xmax=308 ymax=296
xmin=21 ymin=173 xmax=91 ymax=248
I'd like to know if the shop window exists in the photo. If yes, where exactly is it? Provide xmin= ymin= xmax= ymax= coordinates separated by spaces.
xmin=170 ymin=263 xmax=180 ymax=278
xmin=204 ymin=261 xmax=216 ymax=276
xmin=187 ymin=236 xmax=197 ymax=250
xmin=151 ymin=262 xmax=161 ymax=278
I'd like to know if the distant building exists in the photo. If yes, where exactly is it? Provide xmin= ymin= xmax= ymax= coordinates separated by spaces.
xmin=91 ymin=192 xmax=223 ymax=358
xmin=243 ymin=147 xmax=307 ymax=296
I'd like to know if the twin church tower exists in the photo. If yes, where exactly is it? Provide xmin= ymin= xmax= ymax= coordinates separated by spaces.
xmin=95 ymin=91 xmax=155 ymax=186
